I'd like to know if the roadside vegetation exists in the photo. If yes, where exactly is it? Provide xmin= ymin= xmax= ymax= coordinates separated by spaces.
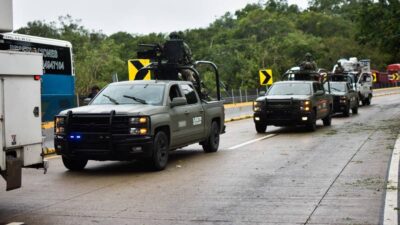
xmin=14 ymin=0 xmax=399 ymax=95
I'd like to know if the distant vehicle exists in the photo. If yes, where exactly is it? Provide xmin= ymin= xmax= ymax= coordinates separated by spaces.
xmin=0 ymin=33 xmax=76 ymax=121
xmin=253 ymin=70 xmax=333 ymax=132
xmin=332 ymin=57 xmax=373 ymax=106
xmin=325 ymin=81 xmax=358 ymax=117
xmin=0 ymin=51 xmax=48 ymax=191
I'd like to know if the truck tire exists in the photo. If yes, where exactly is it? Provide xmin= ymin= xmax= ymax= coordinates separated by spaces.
xmin=343 ymin=104 xmax=350 ymax=117
xmin=62 ymin=156 xmax=88 ymax=171
xmin=366 ymin=95 xmax=372 ymax=105
xmin=322 ymin=108 xmax=332 ymax=126
xmin=202 ymin=121 xmax=220 ymax=153
xmin=151 ymin=131 xmax=169 ymax=171
xmin=306 ymin=110 xmax=317 ymax=132
xmin=255 ymin=122 xmax=267 ymax=133
xmin=352 ymin=100 xmax=359 ymax=114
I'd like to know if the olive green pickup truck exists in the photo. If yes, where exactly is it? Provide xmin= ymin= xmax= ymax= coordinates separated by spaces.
xmin=54 ymin=80 xmax=225 ymax=171
xmin=253 ymin=80 xmax=333 ymax=132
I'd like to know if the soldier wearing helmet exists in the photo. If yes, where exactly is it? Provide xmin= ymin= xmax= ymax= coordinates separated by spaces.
xmin=300 ymin=52 xmax=318 ymax=71
xmin=168 ymin=32 xmax=193 ymax=65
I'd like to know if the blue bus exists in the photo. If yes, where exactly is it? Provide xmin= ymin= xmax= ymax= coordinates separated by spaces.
xmin=0 ymin=33 xmax=76 ymax=122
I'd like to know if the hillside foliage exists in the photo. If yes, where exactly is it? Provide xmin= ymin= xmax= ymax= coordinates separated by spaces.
xmin=15 ymin=0 xmax=399 ymax=94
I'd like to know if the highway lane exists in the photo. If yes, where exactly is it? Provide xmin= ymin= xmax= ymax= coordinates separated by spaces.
xmin=0 ymin=92 xmax=399 ymax=225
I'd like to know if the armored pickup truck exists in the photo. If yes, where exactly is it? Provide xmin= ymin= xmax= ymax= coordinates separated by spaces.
xmin=54 ymin=80 xmax=225 ymax=171
xmin=253 ymin=80 xmax=333 ymax=132
xmin=325 ymin=81 xmax=358 ymax=117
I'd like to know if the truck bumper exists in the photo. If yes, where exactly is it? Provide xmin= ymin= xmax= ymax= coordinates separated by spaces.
xmin=55 ymin=134 xmax=154 ymax=161
xmin=253 ymin=111 xmax=312 ymax=126
xmin=333 ymin=102 xmax=348 ymax=113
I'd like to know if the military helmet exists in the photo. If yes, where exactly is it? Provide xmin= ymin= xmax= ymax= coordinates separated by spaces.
xmin=169 ymin=32 xmax=181 ymax=39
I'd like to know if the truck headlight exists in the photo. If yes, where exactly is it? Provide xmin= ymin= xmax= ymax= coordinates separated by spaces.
xmin=300 ymin=106 xmax=311 ymax=111
xmin=253 ymin=101 xmax=263 ymax=112
xmin=130 ymin=128 xmax=148 ymax=135
xmin=300 ymin=101 xmax=311 ymax=111
xmin=340 ymin=96 xmax=347 ymax=103
xmin=55 ymin=116 xmax=66 ymax=134
xmin=56 ymin=117 xmax=65 ymax=126
xmin=129 ymin=117 xmax=148 ymax=124
xmin=129 ymin=116 xmax=149 ymax=135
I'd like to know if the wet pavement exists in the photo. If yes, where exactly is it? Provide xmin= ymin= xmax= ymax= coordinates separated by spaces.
xmin=1 ymin=92 xmax=399 ymax=225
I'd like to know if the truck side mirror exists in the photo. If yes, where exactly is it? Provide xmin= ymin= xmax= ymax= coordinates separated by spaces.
xmin=83 ymin=98 xmax=92 ymax=105
xmin=170 ymin=97 xmax=187 ymax=108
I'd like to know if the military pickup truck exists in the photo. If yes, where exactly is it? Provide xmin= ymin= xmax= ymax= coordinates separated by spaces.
xmin=325 ymin=81 xmax=358 ymax=117
xmin=253 ymin=80 xmax=333 ymax=132
xmin=54 ymin=80 xmax=225 ymax=171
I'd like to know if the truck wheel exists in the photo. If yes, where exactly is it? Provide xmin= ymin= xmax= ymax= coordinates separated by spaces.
xmin=343 ymin=104 xmax=350 ymax=117
xmin=202 ymin=121 xmax=220 ymax=153
xmin=361 ymin=97 xmax=368 ymax=106
xmin=255 ymin=122 xmax=267 ymax=133
xmin=151 ymin=131 xmax=169 ymax=171
xmin=352 ymin=101 xmax=359 ymax=114
xmin=62 ymin=156 xmax=88 ymax=171
xmin=366 ymin=95 xmax=372 ymax=105
xmin=306 ymin=110 xmax=317 ymax=132
xmin=322 ymin=108 xmax=332 ymax=126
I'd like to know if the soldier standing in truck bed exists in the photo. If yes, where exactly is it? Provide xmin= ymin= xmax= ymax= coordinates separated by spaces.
xmin=167 ymin=32 xmax=196 ymax=83
xmin=300 ymin=53 xmax=318 ymax=71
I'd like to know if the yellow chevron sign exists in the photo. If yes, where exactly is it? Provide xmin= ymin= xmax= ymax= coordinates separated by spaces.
xmin=259 ymin=69 xmax=273 ymax=86
xmin=372 ymin=72 xmax=377 ymax=83
xmin=128 ymin=59 xmax=151 ymax=80
xmin=390 ymin=73 xmax=399 ymax=81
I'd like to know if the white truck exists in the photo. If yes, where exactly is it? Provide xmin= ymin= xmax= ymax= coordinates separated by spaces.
xmin=0 ymin=50 xmax=48 ymax=191
xmin=332 ymin=57 xmax=373 ymax=105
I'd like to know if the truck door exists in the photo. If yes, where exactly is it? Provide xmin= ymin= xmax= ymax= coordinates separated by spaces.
xmin=2 ymin=76 xmax=43 ymax=166
xmin=168 ymin=84 xmax=189 ymax=147
xmin=179 ymin=84 xmax=205 ymax=142
xmin=313 ymin=83 xmax=329 ymax=118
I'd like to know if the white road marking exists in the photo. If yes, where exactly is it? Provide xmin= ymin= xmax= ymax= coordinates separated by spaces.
xmin=228 ymin=134 xmax=276 ymax=150
xmin=383 ymin=134 xmax=400 ymax=225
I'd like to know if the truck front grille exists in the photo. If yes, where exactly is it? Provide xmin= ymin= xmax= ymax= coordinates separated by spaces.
xmin=333 ymin=96 xmax=341 ymax=105
xmin=265 ymin=100 xmax=300 ymax=119
xmin=68 ymin=114 xmax=130 ymax=134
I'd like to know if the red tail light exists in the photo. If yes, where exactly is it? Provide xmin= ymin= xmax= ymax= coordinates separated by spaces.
xmin=34 ymin=75 xmax=41 ymax=80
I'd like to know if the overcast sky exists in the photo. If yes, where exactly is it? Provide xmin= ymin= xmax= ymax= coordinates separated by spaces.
xmin=13 ymin=0 xmax=308 ymax=35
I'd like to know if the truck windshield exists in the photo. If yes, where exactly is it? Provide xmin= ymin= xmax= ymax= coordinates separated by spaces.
xmin=91 ymin=84 xmax=165 ymax=106
xmin=325 ymin=82 xmax=346 ymax=92
xmin=267 ymin=83 xmax=311 ymax=95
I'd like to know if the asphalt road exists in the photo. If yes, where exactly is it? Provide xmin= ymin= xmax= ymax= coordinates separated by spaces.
xmin=1 ymin=92 xmax=400 ymax=225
